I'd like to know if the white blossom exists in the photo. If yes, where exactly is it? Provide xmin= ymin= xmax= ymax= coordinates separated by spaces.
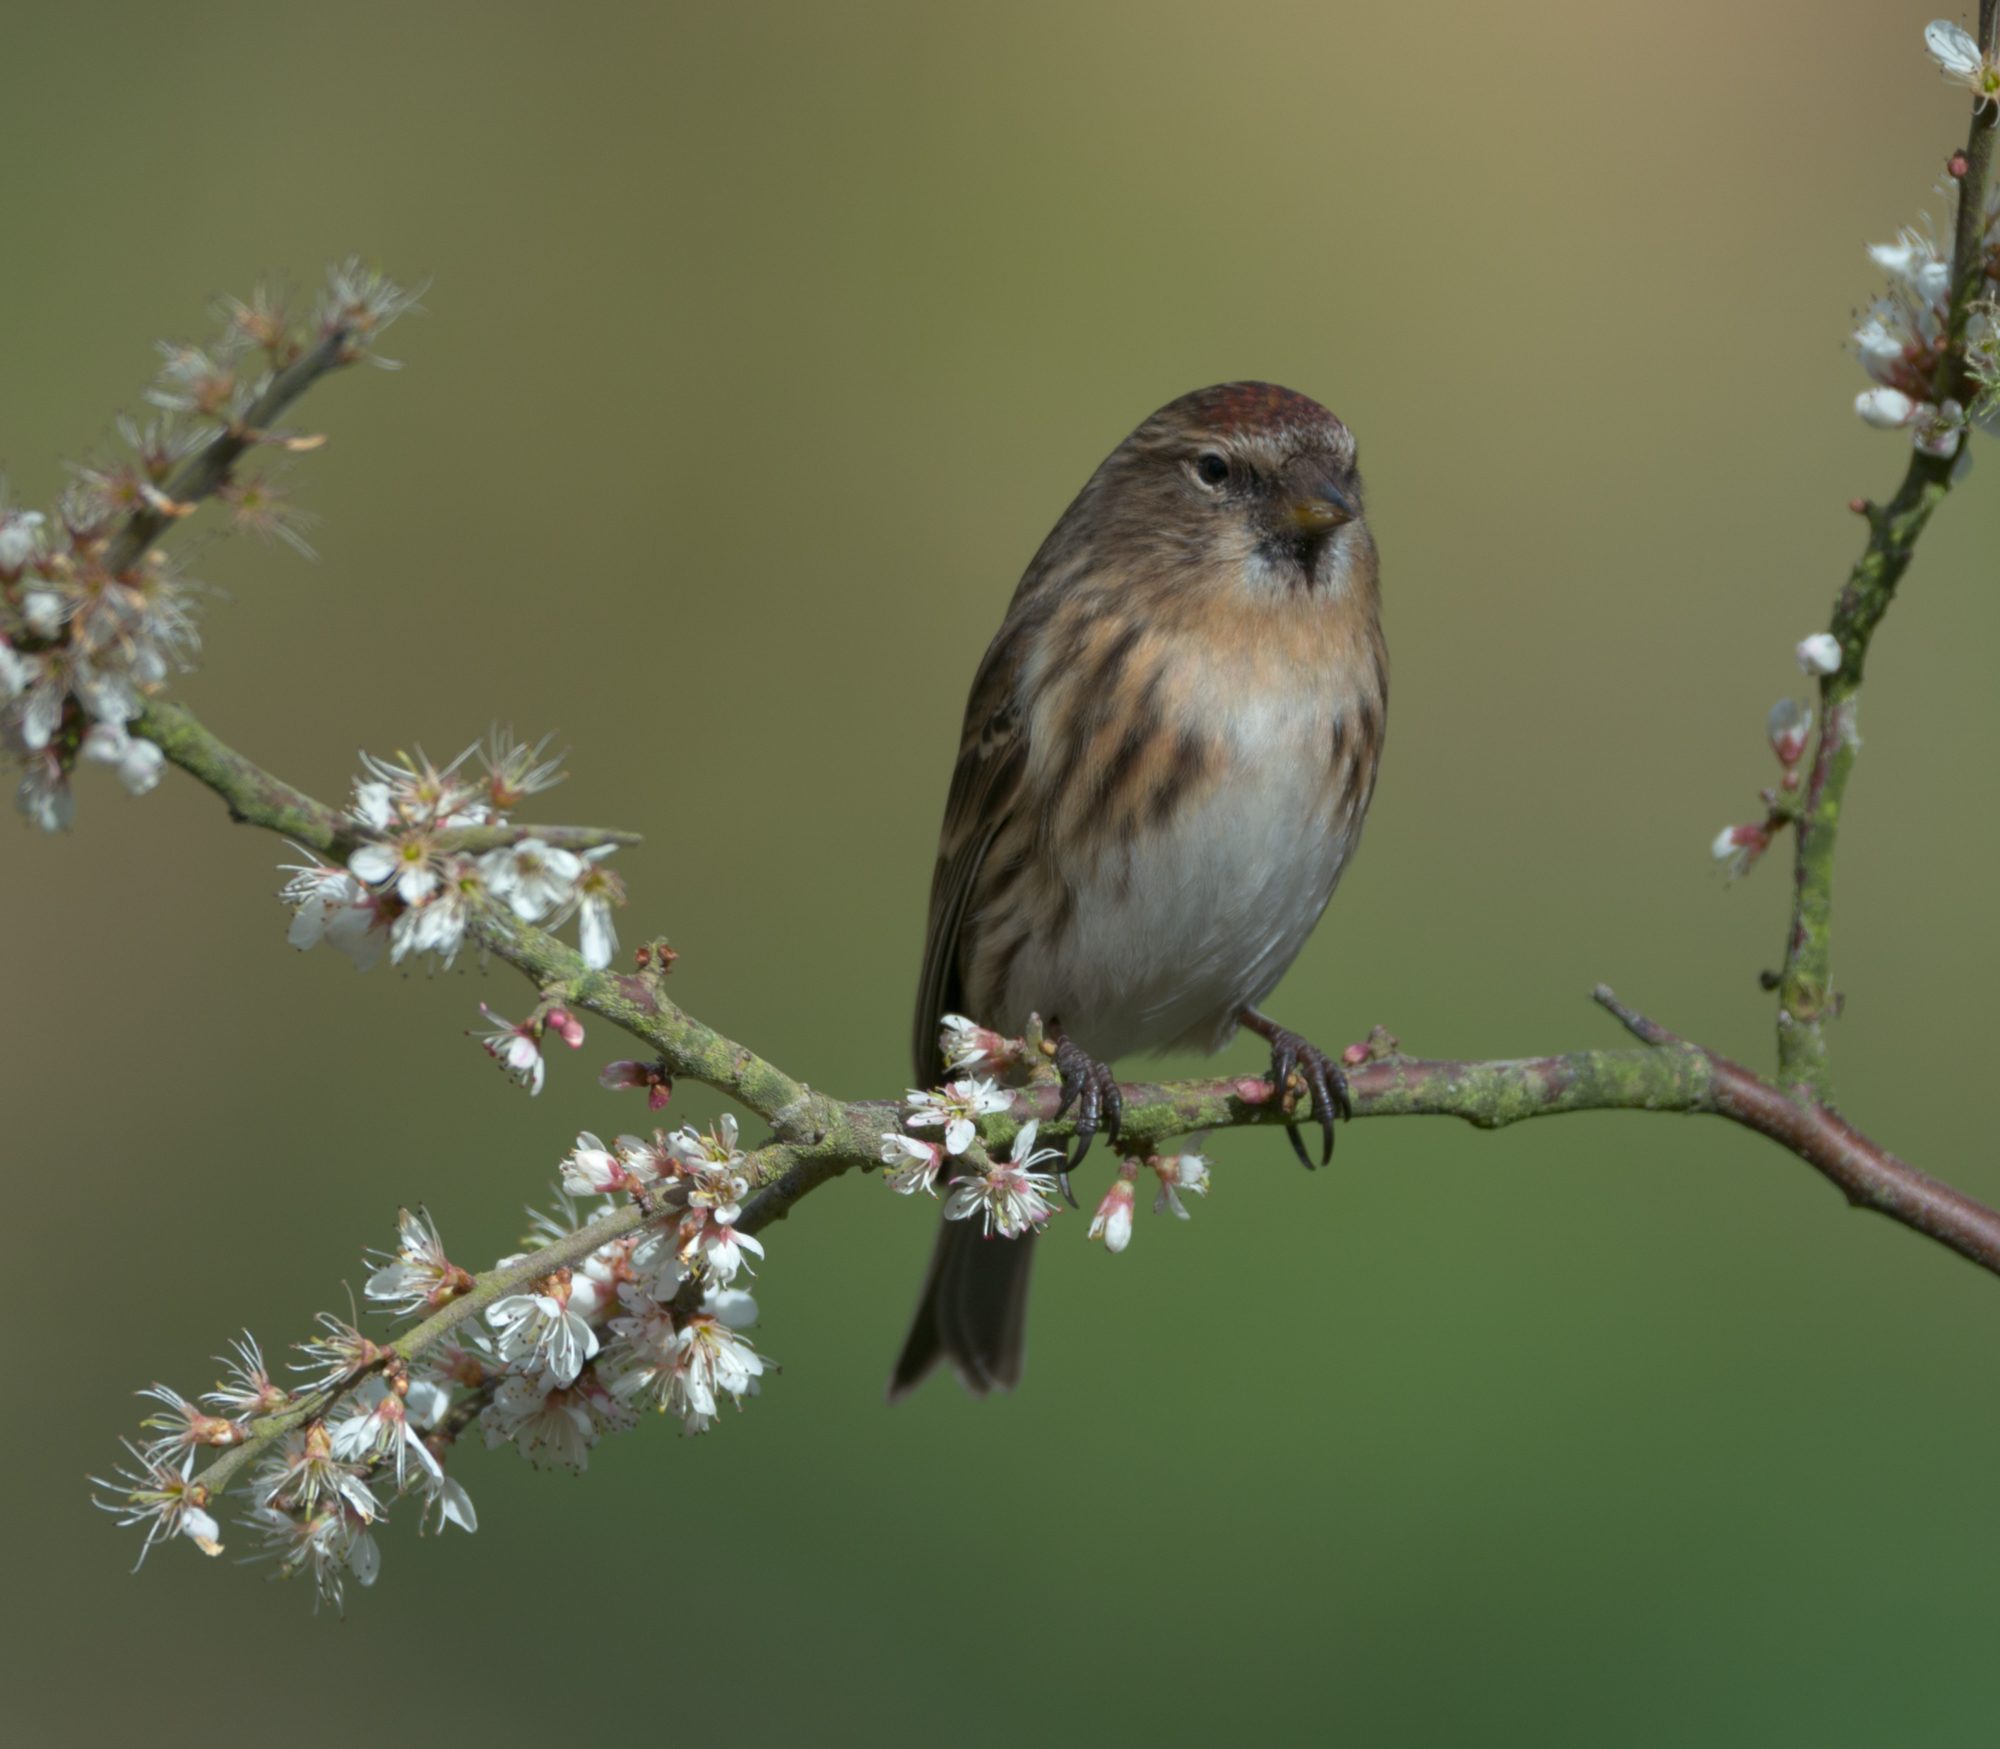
xmin=79 ymin=721 xmax=166 ymax=794
xmin=352 ymin=745 xmax=481 ymax=831
xmin=905 ymin=1077 xmax=1012 ymax=1156
xmin=937 ymin=1014 xmax=1027 ymax=1075
xmin=364 ymin=1206 xmax=470 ymax=1316
xmin=252 ymin=1504 xmax=377 ymax=1614
xmin=327 ymin=1378 xmax=442 ymax=1492
xmin=0 ymin=509 xmax=43 ymax=575
xmin=480 ymin=837 xmax=583 ymax=923
xmin=571 ymin=845 xmax=623 ymax=969
xmin=91 ymin=1443 xmax=224 ymax=1568
xmin=0 ymin=639 xmax=31 ymax=701
xmin=603 ymin=1284 xmax=765 ymax=1434
xmin=251 ymin=1424 xmax=381 ymax=1522
xmin=881 ymin=1131 xmax=945 ymax=1196
xmin=1151 ymin=1152 xmax=1211 ymax=1219
xmin=135 ymin=1382 xmax=245 ymax=1459
xmin=478 ymin=725 xmax=566 ymax=809
xmin=1868 ymin=229 xmax=1951 ymax=302
xmin=421 ymin=1471 xmax=478 ymax=1535
xmin=560 ymin=1130 xmax=631 ymax=1195
xmin=486 ymin=1277 xmax=600 ymax=1386
xmin=21 ymin=587 xmax=63 ymax=638
xmin=479 ymin=1373 xmax=597 ymax=1471
xmin=664 ymin=1115 xmax=751 ymax=1218
xmin=205 ymin=1332 xmax=288 ymax=1419
xmin=349 ymin=832 xmax=441 ymax=906
xmin=1912 ymin=397 xmax=1968 ymax=457
xmin=474 ymin=1005 xmax=546 ymax=1096
xmin=942 ymin=1119 xmax=1064 ymax=1238
xmin=1925 ymin=19 xmax=1999 ymax=97
xmin=686 ymin=1213 xmax=764 ymax=1284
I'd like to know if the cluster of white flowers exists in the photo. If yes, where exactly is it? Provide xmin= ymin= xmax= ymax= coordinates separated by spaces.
xmin=470 ymin=1134 xmax=770 ymax=1458
xmin=1 ymin=262 xmax=417 ymax=833
xmin=886 ymin=1016 xmax=1215 ymax=1247
xmin=280 ymin=730 xmax=626 ymax=977
xmin=0 ymin=481 xmax=187 ymax=829
xmin=95 ymin=1122 xmax=773 ymax=1611
xmin=1849 ymin=25 xmax=2000 ymax=457
xmin=89 ymin=1320 xmax=463 ymax=1613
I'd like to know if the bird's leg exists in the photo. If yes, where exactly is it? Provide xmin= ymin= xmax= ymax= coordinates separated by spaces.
xmin=1238 ymin=1009 xmax=1352 ymax=1169
xmin=1048 ymin=1020 xmax=1123 ymax=1206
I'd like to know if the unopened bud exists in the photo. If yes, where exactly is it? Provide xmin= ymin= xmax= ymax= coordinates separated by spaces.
xmin=939 ymin=1014 xmax=1029 ymax=1076
xmin=1766 ymin=698 xmax=1812 ymax=767
xmin=598 ymin=1057 xmax=673 ymax=1110
xmin=1855 ymin=386 xmax=1917 ymax=429
xmin=1088 ymin=1170 xmax=1137 ymax=1253
xmin=1796 ymin=632 xmax=1841 ymax=675
xmin=545 ymin=1007 xmax=585 ymax=1049
xmin=1711 ymin=822 xmax=1772 ymax=880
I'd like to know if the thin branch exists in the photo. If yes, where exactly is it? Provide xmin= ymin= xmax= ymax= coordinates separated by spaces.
xmin=134 ymin=699 xmax=640 ymax=858
xmin=132 ymin=695 xmax=2000 ymax=1293
xmin=1776 ymin=28 xmax=1999 ymax=1097
xmin=104 ymin=325 xmax=356 ymax=577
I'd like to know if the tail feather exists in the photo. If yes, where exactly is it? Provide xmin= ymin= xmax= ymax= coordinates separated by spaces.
xmin=888 ymin=1219 xmax=1036 ymax=1399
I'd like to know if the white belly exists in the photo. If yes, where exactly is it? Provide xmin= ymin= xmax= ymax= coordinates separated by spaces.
xmin=998 ymin=688 xmax=1356 ymax=1061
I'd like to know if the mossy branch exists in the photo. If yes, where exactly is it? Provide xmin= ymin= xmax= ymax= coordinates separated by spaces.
xmin=1775 ymin=1 xmax=2000 ymax=1097
xmin=135 ymin=694 xmax=2000 ymax=1296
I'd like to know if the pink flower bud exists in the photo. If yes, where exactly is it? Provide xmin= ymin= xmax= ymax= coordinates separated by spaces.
xmin=1766 ymin=698 xmax=1812 ymax=768
xmin=545 ymin=1007 xmax=585 ymax=1049
xmin=1710 ymin=822 xmax=1772 ymax=881
xmin=1088 ymin=1170 xmax=1137 ymax=1252
xmin=599 ymin=1057 xmax=673 ymax=1110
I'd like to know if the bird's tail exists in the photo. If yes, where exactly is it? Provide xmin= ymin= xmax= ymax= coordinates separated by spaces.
xmin=888 ymin=1218 xmax=1036 ymax=1399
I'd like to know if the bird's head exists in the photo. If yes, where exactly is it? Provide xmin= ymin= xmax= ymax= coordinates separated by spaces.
xmin=1082 ymin=381 xmax=1370 ymax=603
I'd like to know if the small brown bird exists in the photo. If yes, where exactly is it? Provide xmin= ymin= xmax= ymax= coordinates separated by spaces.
xmin=891 ymin=382 xmax=1387 ymax=1397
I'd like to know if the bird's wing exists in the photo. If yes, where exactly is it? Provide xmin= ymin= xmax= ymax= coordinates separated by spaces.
xmin=911 ymin=635 xmax=1030 ymax=1085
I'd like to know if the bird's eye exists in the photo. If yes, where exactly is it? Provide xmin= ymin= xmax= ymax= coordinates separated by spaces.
xmin=1193 ymin=452 xmax=1229 ymax=488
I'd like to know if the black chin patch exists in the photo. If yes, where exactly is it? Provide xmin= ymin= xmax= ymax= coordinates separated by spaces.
xmin=1257 ymin=530 xmax=1324 ymax=584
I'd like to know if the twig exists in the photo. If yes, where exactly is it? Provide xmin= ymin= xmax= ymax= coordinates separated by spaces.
xmin=1776 ymin=4 xmax=2000 ymax=1098
xmin=104 ymin=325 xmax=356 ymax=577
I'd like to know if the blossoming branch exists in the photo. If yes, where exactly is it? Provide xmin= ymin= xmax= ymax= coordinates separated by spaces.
xmin=40 ymin=12 xmax=2000 ymax=1614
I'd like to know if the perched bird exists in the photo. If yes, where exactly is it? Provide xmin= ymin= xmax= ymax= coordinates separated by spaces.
xmin=891 ymin=381 xmax=1388 ymax=1398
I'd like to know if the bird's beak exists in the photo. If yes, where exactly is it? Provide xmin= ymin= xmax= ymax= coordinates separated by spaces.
xmin=1286 ymin=483 xmax=1354 ymax=533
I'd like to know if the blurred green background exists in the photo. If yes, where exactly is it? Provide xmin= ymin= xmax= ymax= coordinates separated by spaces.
xmin=7 ymin=0 xmax=1998 ymax=1742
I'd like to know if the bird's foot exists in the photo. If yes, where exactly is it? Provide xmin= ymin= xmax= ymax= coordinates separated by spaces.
xmin=1050 ymin=1030 xmax=1122 ymax=1206
xmin=1239 ymin=1010 xmax=1352 ymax=1168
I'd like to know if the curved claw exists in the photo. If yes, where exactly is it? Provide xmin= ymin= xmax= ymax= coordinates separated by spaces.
xmin=1242 ymin=1012 xmax=1351 ymax=1170
xmin=1052 ymin=1033 xmax=1123 ymax=1203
